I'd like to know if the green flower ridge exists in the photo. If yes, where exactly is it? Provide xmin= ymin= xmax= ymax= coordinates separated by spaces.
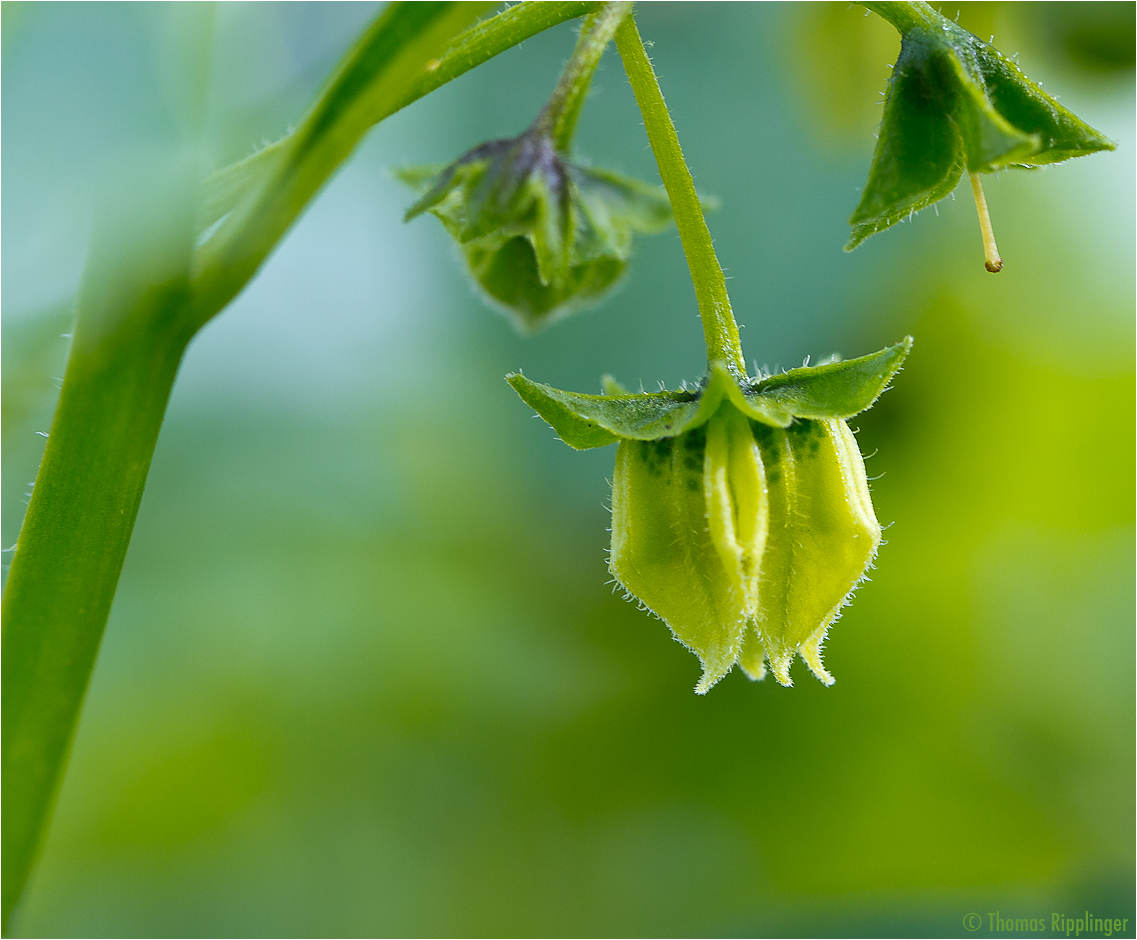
xmin=849 ymin=1 xmax=1115 ymax=252
xmin=508 ymin=338 xmax=911 ymax=692
xmin=397 ymin=128 xmax=676 ymax=333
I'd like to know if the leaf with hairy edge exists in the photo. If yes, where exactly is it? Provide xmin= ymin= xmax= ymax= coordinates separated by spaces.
xmin=507 ymin=373 xmax=693 ymax=449
xmin=849 ymin=1 xmax=1115 ymax=250
xmin=744 ymin=337 xmax=912 ymax=422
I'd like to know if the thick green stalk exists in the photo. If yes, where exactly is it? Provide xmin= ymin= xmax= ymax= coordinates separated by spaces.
xmin=858 ymin=1 xmax=934 ymax=33
xmin=188 ymin=2 xmax=491 ymax=325
xmin=2 ymin=2 xmax=605 ymax=929
xmin=190 ymin=1 xmax=605 ymax=328
xmin=537 ymin=1 xmax=632 ymax=152
xmin=195 ymin=2 xmax=603 ymax=237
xmin=613 ymin=14 xmax=744 ymax=374
xmin=1 ymin=284 xmax=195 ymax=929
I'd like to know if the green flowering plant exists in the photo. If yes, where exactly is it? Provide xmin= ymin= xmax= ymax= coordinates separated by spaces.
xmin=849 ymin=0 xmax=1116 ymax=269
xmin=398 ymin=3 xmax=679 ymax=331
xmin=1 ymin=2 xmax=1118 ymax=928
xmin=502 ymin=14 xmax=918 ymax=692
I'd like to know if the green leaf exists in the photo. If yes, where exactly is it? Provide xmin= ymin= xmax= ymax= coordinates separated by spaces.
xmin=849 ymin=1 xmax=1115 ymax=249
xmin=572 ymin=165 xmax=675 ymax=262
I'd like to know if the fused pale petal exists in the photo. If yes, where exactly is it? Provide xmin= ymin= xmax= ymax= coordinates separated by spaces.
xmin=610 ymin=405 xmax=770 ymax=693
xmin=750 ymin=418 xmax=881 ymax=686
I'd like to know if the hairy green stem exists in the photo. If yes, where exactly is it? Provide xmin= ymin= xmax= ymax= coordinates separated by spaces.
xmin=188 ymin=2 xmax=491 ymax=325
xmin=399 ymin=1 xmax=603 ymax=118
xmin=537 ymin=1 xmax=632 ymax=152
xmin=613 ymin=14 xmax=744 ymax=373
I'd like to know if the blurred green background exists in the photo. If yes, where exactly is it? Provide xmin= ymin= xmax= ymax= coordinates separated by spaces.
xmin=3 ymin=2 xmax=1134 ymax=936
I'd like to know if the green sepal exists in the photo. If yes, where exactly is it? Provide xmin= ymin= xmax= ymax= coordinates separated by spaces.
xmin=397 ymin=132 xmax=677 ymax=333
xmin=572 ymin=166 xmax=690 ymax=262
xmin=512 ymin=340 xmax=908 ymax=692
xmin=506 ymin=337 xmax=911 ymax=449
xmin=506 ymin=372 xmax=696 ymax=449
xmin=741 ymin=336 xmax=912 ymax=424
xmin=849 ymin=1 xmax=1116 ymax=249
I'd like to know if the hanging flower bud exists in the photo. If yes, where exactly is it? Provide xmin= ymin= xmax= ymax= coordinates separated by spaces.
xmin=848 ymin=1 xmax=1115 ymax=268
xmin=508 ymin=338 xmax=911 ymax=692
xmin=395 ymin=2 xmax=687 ymax=332
xmin=396 ymin=140 xmax=674 ymax=332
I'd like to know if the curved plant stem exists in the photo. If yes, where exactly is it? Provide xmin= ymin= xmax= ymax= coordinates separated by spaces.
xmin=190 ymin=1 xmax=607 ymax=329
xmin=859 ymin=1 xmax=933 ymax=33
xmin=1 ymin=278 xmax=195 ymax=929
xmin=1 ymin=2 xmax=606 ymax=929
xmin=196 ymin=1 xmax=604 ymax=238
xmin=187 ymin=2 xmax=492 ymax=326
xmin=398 ymin=2 xmax=603 ymax=120
xmin=536 ymin=1 xmax=632 ymax=152
xmin=613 ymin=13 xmax=744 ymax=374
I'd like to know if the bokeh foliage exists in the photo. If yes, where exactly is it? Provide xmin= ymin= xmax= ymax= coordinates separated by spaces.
xmin=3 ymin=3 xmax=1134 ymax=936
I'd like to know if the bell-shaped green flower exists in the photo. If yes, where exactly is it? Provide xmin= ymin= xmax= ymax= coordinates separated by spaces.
xmin=397 ymin=135 xmax=674 ymax=332
xmin=849 ymin=1 xmax=1115 ymax=264
xmin=508 ymin=338 xmax=911 ymax=692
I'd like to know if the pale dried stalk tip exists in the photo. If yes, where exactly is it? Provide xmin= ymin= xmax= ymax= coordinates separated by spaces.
xmin=969 ymin=172 xmax=1003 ymax=273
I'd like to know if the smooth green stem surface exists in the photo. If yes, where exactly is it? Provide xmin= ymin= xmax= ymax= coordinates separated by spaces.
xmin=859 ymin=1 xmax=934 ymax=33
xmin=538 ymin=1 xmax=632 ymax=152
xmin=195 ymin=2 xmax=603 ymax=238
xmin=1 ymin=287 xmax=194 ymax=930
xmin=613 ymin=14 xmax=744 ymax=374
xmin=189 ymin=2 xmax=490 ymax=325
xmin=191 ymin=1 xmax=603 ymax=328
xmin=2 ymin=2 xmax=604 ymax=929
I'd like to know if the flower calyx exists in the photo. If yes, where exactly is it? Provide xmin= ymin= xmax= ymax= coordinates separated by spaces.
xmin=849 ymin=1 xmax=1115 ymax=267
xmin=397 ymin=134 xmax=675 ymax=332
xmin=507 ymin=337 xmax=912 ymax=692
